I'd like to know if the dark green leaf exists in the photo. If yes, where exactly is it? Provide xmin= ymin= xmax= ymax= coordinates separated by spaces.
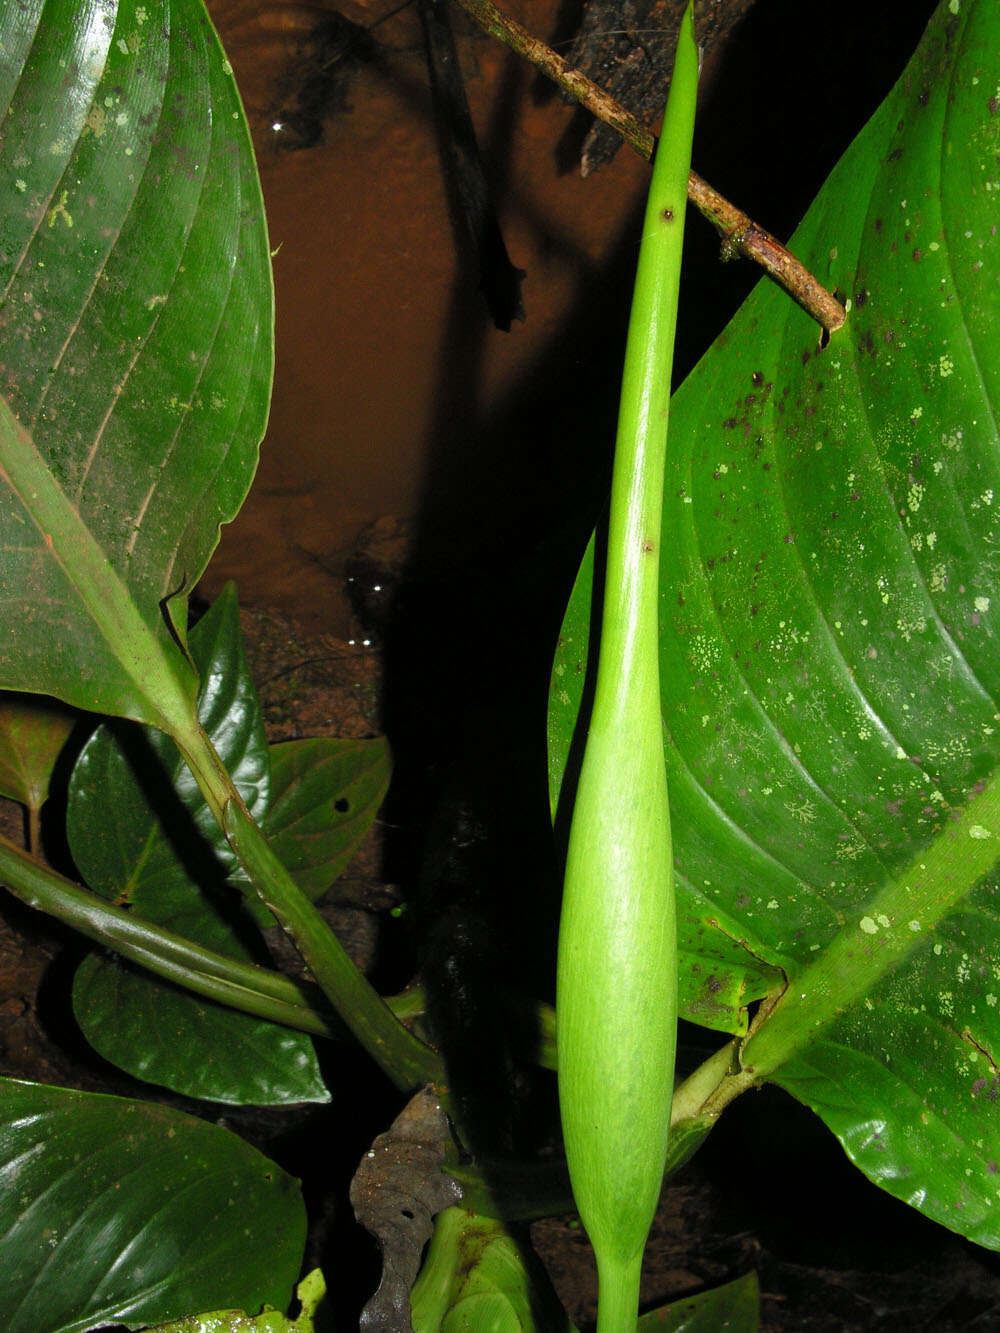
xmin=265 ymin=737 xmax=392 ymax=900
xmin=147 ymin=1268 xmax=325 ymax=1330
xmin=0 ymin=1077 xmax=306 ymax=1333
xmin=770 ymin=918 xmax=1000 ymax=1249
xmin=0 ymin=0 xmax=271 ymax=725
xmin=636 ymin=1272 xmax=759 ymax=1331
xmin=67 ymin=583 xmax=268 ymax=893
xmin=549 ymin=0 xmax=1000 ymax=1242
xmin=70 ymin=951 xmax=330 ymax=1107
xmin=234 ymin=735 xmax=392 ymax=938
xmin=65 ymin=585 xmax=327 ymax=1105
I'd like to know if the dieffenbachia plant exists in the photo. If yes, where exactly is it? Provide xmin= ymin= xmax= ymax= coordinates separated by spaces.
xmin=556 ymin=7 xmax=697 ymax=1330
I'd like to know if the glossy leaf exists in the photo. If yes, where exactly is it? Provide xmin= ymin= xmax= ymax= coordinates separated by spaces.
xmin=70 ymin=949 xmax=330 ymax=1106
xmin=147 ymin=1269 xmax=325 ymax=1331
xmin=636 ymin=1272 xmax=759 ymax=1330
xmin=65 ymin=586 xmax=327 ymax=1105
xmin=194 ymin=735 xmax=394 ymax=941
xmin=67 ymin=584 xmax=268 ymax=891
xmin=549 ymin=0 xmax=1000 ymax=1243
xmin=236 ymin=733 xmax=392 ymax=930
xmin=0 ymin=1077 xmax=306 ymax=1333
xmin=0 ymin=0 xmax=271 ymax=726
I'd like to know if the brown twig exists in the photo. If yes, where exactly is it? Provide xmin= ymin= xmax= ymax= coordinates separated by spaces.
xmin=686 ymin=174 xmax=847 ymax=333
xmin=452 ymin=0 xmax=847 ymax=334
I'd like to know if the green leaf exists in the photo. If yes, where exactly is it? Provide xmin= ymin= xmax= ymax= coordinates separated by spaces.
xmin=146 ymin=1267 xmax=325 ymax=1330
xmin=265 ymin=737 xmax=392 ymax=901
xmin=549 ymin=0 xmax=1000 ymax=1244
xmin=65 ymin=585 xmax=327 ymax=1105
xmin=66 ymin=583 xmax=268 ymax=890
xmin=0 ymin=1077 xmax=306 ymax=1333
xmin=0 ymin=0 xmax=272 ymax=727
xmin=636 ymin=1272 xmax=759 ymax=1331
xmin=220 ymin=734 xmax=391 ymax=933
xmin=70 ymin=950 xmax=330 ymax=1106
xmin=0 ymin=693 xmax=77 ymax=811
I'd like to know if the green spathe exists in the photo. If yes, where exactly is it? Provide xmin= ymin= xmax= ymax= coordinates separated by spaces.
xmin=555 ymin=6 xmax=698 ymax=1330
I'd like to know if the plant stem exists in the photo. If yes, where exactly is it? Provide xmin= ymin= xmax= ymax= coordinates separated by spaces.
xmin=26 ymin=803 xmax=40 ymax=859
xmin=451 ymin=0 xmax=846 ymax=333
xmin=660 ymin=769 xmax=1000 ymax=1116
xmin=595 ymin=1253 xmax=643 ymax=1333
xmin=0 ymin=833 xmax=336 ymax=1034
xmin=223 ymin=795 xmax=443 ymax=1088
xmin=457 ymin=0 xmax=652 ymax=161
xmin=0 ymin=829 xmax=444 ymax=1050
xmin=173 ymin=717 xmax=445 ymax=1090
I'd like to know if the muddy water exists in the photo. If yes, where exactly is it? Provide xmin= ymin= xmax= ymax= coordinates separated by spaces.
xmin=199 ymin=0 xmax=652 ymax=634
